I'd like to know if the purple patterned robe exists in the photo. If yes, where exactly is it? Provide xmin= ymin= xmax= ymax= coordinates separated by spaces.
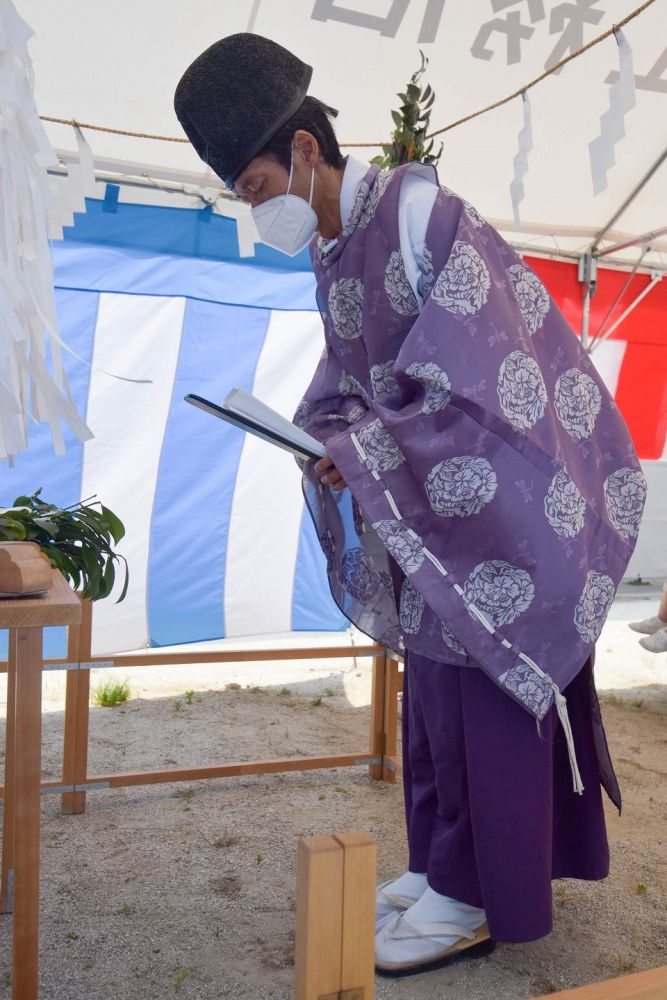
xmin=295 ymin=164 xmax=644 ymax=766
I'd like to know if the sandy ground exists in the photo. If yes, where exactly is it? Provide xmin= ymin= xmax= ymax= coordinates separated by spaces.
xmin=0 ymin=594 xmax=666 ymax=999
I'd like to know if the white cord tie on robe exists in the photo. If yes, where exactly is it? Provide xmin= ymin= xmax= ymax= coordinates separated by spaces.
xmin=350 ymin=433 xmax=586 ymax=796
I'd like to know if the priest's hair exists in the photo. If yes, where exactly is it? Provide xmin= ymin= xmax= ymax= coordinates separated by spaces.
xmin=259 ymin=97 xmax=344 ymax=171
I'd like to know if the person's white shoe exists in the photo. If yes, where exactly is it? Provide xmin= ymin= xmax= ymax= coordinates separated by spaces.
xmin=639 ymin=627 xmax=667 ymax=653
xmin=375 ymin=886 xmax=492 ymax=976
xmin=375 ymin=872 xmax=426 ymax=933
xmin=629 ymin=615 xmax=667 ymax=635
xmin=375 ymin=912 xmax=493 ymax=976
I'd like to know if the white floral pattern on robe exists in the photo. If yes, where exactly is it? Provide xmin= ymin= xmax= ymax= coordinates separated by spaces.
xmin=341 ymin=547 xmax=381 ymax=602
xmin=499 ymin=663 xmax=554 ymax=718
xmin=604 ymin=468 xmax=646 ymax=540
xmin=506 ymin=264 xmax=550 ymax=334
xmin=372 ymin=519 xmax=424 ymax=574
xmin=441 ymin=622 xmax=466 ymax=656
xmin=384 ymin=250 xmax=419 ymax=316
xmin=554 ymin=369 xmax=602 ymax=440
xmin=405 ymin=361 xmax=451 ymax=414
xmin=329 ymin=278 xmax=363 ymax=340
xmin=399 ymin=578 xmax=425 ymax=634
xmin=497 ymin=351 xmax=547 ymax=429
xmin=573 ymin=571 xmax=616 ymax=642
xmin=357 ymin=419 xmax=405 ymax=473
xmin=464 ymin=560 xmax=535 ymax=628
xmin=425 ymin=456 xmax=497 ymax=518
xmin=432 ymin=241 xmax=490 ymax=317
xmin=544 ymin=468 xmax=587 ymax=539
xmin=370 ymin=360 xmax=400 ymax=398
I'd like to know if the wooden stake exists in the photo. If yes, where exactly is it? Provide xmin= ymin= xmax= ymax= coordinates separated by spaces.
xmin=294 ymin=836 xmax=344 ymax=1000
xmin=335 ymin=832 xmax=376 ymax=999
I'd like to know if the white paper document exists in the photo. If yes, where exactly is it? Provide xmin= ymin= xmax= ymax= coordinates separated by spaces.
xmin=185 ymin=387 xmax=326 ymax=462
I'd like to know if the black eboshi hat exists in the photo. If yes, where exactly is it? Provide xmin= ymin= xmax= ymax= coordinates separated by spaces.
xmin=173 ymin=33 xmax=313 ymax=188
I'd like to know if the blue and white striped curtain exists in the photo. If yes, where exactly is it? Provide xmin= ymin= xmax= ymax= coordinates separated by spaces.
xmin=0 ymin=199 xmax=347 ymax=655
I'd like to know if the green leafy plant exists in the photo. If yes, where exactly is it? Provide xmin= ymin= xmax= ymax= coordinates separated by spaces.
xmin=0 ymin=489 xmax=128 ymax=602
xmin=93 ymin=679 xmax=130 ymax=707
xmin=371 ymin=51 xmax=442 ymax=170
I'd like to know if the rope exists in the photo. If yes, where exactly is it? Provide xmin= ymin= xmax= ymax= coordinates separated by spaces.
xmin=40 ymin=116 xmax=191 ymax=142
xmin=39 ymin=0 xmax=657 ymax=150
xmin=426 ymin=0 xmax=657 ymax=141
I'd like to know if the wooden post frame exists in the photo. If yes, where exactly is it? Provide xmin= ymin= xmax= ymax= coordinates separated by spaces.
xmin=0 ymin=571 xmax=81 ymax=1000
xmin=0 ymin=631 xmax=17 ymax=914
xmin=61 ymin=597 xmax=92 ymax=814
xmin=1 ymin=601 xmax=401 ymax=815
xmin=534 ymin=965 xmax=667 ymax=998
xmin=294 ymin=831 xmax=376 ymax=1000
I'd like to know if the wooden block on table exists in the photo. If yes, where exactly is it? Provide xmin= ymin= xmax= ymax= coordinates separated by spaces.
xmin=0 ymin=542 xmax=52 ymax=596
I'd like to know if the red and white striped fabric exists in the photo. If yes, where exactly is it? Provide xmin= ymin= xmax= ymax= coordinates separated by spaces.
xmin=528 ymin=256 xmax=667 ymax=461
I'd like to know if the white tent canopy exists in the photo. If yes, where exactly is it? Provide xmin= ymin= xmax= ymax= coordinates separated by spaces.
xmin=22 ymin=0 xmax=667 ymax=271
xmin=1 ymin=0 xmax=665 ymax=658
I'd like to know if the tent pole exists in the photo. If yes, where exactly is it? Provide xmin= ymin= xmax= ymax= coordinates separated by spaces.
xmin=588 ymin=246 xmax=649 ymax=347
xmin=578 ymin=252 xmax=597 ymax=351
xmin=595 ymin=225 xmax=667 ymax=259
xmin=591 ymin=146 xmax=667 ymax=254
xmin=589 ymin=272 xmax=663 ymax=351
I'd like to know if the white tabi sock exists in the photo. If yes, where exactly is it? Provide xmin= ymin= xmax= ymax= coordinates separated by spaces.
xmin=402 ymin=886 xmax=486 ymax=946
xmin=375 ymin=871 xmax=428 ymax=934
xmin=382 ymin=871 xmax=427 ymax=899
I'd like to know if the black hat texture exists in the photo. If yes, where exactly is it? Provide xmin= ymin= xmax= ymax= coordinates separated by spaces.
xmin=174 ymin=33 xmax=312 ymax=188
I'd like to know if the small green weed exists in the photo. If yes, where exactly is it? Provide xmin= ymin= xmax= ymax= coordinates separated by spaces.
xmin=323 ymin=687 xmax=335 ymax=698
xmin=256 ymin=853 xmax=264 ymax=864
xmin=118 ymin=903 xmax=136 ymax=916
xmin=93 ymin=679 xmax=130 ymax=707
xmin=175 ymin=969 xmax=191 ymax=990
xmin=248 ymin=685 xmax=262 ymax=694
xmin=278 ymin=687 xmax=292 ymax=697
xmin=185 ymin=690 xmax=194 ymax=705
xmin=174 ymin=788 xmax=194 ymax=801
xmin=173 ymin=699 xmax=182 ymax=712
xmin=636 ymin=883 xmax=648 ymax=894
xmin=554 ymin=885 xmax=573 ymax=906
xmin=631 ymin=699 xmax=644 ymax=710
xmin=334 ymin=786 xmax=348 ymax=795
xmin=311 ymin=696 xmax=323 ymax=707
xmin=65 ymin=931 xmax=79 ymax=941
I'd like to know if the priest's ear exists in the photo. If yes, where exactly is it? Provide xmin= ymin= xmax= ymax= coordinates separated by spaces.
xmin=292 ymin=129 xmax=321 ymax=167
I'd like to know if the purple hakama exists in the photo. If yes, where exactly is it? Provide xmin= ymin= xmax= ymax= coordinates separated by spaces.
xmin=402 ymin=649 xmax=614 ymax=942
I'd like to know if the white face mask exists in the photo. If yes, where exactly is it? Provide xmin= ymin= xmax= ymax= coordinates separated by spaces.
xmin=251 ymin=149 xmax=317 ymax=257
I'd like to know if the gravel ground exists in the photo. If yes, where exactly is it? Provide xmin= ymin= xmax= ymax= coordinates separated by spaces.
xmin=0 ymin=598 xmax=665 ymax=999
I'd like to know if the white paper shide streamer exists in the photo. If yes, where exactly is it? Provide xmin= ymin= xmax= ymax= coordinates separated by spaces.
xmin=589 ymin=28 xmax=636 ymax=196
xmin=0 ymin=0 xmax=92 ymax=462
xmin=509 ymin=91 xmax=533 ymax=227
